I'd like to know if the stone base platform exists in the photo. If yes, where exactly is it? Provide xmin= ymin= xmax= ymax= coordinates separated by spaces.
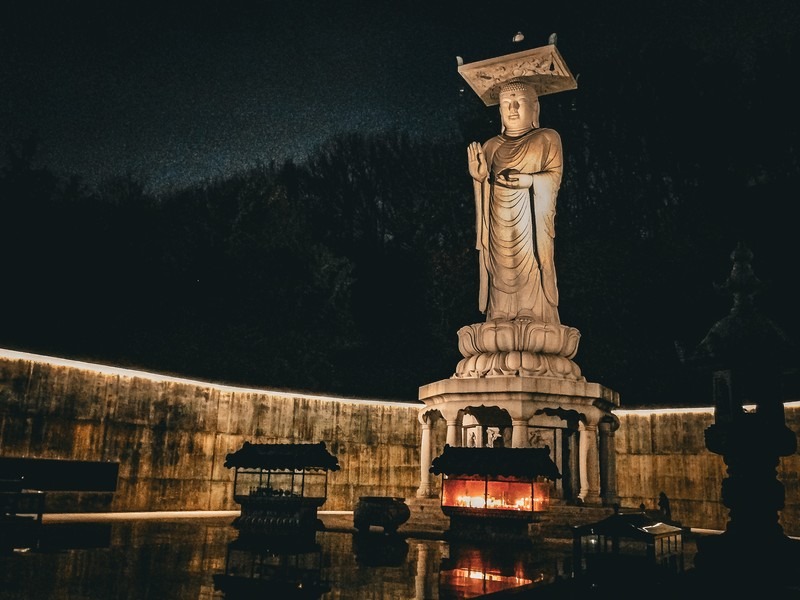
xmin=397 ymin=499 xmax=616 ymax=542
xmin=419 ymin=375 xmax=619 ymax=414
xmin=315 ymin=502 xmax=617 ymax=544
xmin=401 ymin=497 xmax=449 ymax=534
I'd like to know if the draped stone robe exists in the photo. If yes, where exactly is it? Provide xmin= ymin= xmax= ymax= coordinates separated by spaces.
xmin=474 ymin=127 xmax=563 ymax=323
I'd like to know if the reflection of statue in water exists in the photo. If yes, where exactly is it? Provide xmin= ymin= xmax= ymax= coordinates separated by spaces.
xmin=467 ymin=79 xmax=562 ymax=323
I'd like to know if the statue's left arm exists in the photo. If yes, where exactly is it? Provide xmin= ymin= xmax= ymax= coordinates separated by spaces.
xmin=531 ymin=129 xmax=563 ymax=306
xmin=529 ymin=129 xmax=563 ymax=240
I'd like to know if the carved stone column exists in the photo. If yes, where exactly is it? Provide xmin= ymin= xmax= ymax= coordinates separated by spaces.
xmin=598 ymin=419 xmax=620 ymax=506
xmin=578 ymin=421 xmax=601 ymax=505
xmin=511 ymin=419 xmax=529 ymax=448
xmin=584 ymin=423 xmax=601 ymax=505
xmin=445 ymin=419 xmax=459 ymax=447
xmin=416 ymin=419 xmax=434 ymax=497
xmin=578 ymin=421 xmax=589 ymax=502
xmin=567 ymin=428 xmax=581 ymax=503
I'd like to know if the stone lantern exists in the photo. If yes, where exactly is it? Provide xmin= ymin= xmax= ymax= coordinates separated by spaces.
xmin=684 ymin=243 xmax=800 ymax=588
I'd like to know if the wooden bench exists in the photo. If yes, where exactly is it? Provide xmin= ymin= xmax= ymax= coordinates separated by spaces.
xmin=0 ymin=457 xmax=119 ymax=514
xmin=0 ymin=477 xmax=45 ymax=524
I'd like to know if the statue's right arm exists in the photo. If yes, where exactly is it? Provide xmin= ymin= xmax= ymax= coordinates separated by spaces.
xmin=468 ymin=142 xmax=490 ymax=312
xmin=467 ymin=142 xmax=488 ymax=182
xmin=468 ymin=142 xmax=489 ymax=252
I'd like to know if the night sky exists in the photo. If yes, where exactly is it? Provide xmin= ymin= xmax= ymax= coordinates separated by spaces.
xmin=2 ymin=1 xmax=800 ymax=403
xmin=3 ymin=1 xmax=798 ymax=191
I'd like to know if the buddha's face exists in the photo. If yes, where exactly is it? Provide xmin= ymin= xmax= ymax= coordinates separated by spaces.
xmin=499 ymin=87 xmax=539 ymax=134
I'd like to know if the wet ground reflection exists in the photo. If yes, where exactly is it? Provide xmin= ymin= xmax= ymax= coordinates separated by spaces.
xmin=0 ymin=518 xmax=574 ymax=599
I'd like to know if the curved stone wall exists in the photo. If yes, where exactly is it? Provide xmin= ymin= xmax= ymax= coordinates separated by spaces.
xmin=615 ymin=404 xmax=800 ymax=534
xmin=0 ymin=350 xmax=423 ymax=512
xmin=1 ymin=349 xmax=798 ymax=535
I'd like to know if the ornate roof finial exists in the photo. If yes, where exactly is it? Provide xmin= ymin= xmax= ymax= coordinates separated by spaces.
xmin=717 ymin=241 xmax=761 ymax=314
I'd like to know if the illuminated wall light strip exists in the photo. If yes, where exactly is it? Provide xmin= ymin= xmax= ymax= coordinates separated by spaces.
xmin=616 ymin=400 xmax=800 ymax=417
xmin=2 ymin=347 xmax=798 ymax=416
xmin=0 ymin=348 xmax=422 ymax=409
xmin=616 ymin=406 xmax=714 ymax=416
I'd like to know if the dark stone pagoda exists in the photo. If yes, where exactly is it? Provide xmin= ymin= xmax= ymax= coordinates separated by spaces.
xmin=684 ymin=243 xmax=800 ymax=592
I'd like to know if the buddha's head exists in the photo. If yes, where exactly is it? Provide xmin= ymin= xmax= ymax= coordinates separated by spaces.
xmin=498 ymin=79 xmax=540 ymax=134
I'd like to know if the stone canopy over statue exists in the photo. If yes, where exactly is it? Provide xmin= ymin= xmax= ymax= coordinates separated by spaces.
xmin=455 ymin=44 xmax=583 ymax=380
